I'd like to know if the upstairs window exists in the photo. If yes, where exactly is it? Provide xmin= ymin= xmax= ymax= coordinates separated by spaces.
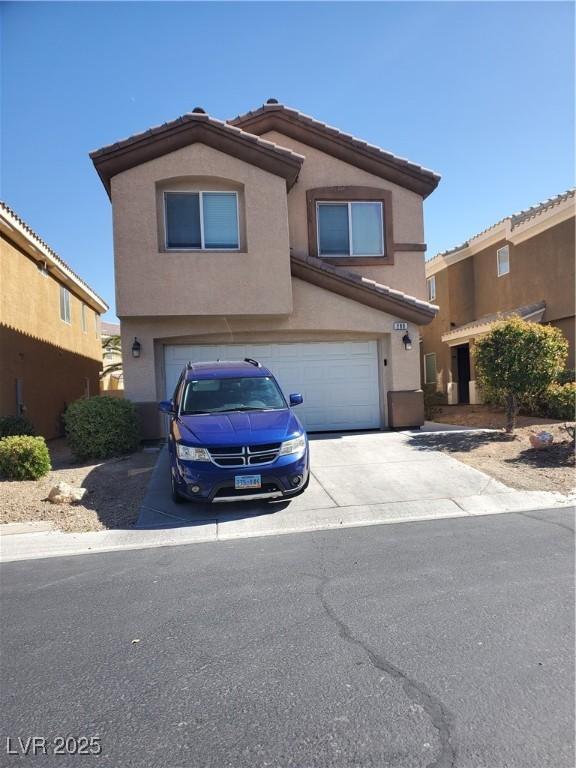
xmin=427 ymin=275 xmax=436 ymax=301
xmin=497 ymin=245 xmax=510 ymax=276
xmin=59 ymin=286 xmax=71 ymax=324
xmin=317 ymin=202 xmax=384 ymax=257
xmin=81 ymin=303 xmax=87 ymax=332
xmin=165 ymin=191 xmax=239 ymax=250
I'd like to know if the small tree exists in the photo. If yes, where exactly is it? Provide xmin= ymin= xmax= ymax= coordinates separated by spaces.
xmin=100 ymin=334 xmax=123 ymax=379
xmin=474 ymin=317 xmax=568 ymax=434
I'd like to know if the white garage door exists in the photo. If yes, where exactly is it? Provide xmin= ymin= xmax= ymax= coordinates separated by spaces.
xmin=164 ymin=341 xmax=381 ymax=432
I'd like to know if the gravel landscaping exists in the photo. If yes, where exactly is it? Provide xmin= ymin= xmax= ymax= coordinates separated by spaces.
xmin=0 ymin=440 xmax=159 ymax=532
xmin=422 ymin=405 xmax=575 ymax=494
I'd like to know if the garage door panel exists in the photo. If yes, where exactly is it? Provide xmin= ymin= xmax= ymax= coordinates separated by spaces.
xmin=165 ymin=340 xmax=381 ymax=431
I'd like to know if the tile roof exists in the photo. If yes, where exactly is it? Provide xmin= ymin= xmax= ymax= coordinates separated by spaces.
xmin=290 ymin=253 xmax=438 ymax=325
xmin=441 ymin=301 xmax=546 ymax=340
xmin=229 ymin=102 xmax=441 ymax=198
xmin=0 ymin=201 xmax=108 ymax=312
xmin=430 ymin=188 xmax=575 ymax=262
xmin=90 ymin=111 xmax=305 ymax=195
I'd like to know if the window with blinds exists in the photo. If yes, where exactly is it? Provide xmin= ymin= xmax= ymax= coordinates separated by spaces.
xmin=165 ymin=191 xmax=239 ymax=250
xmin=317 ymin=201 xmax=384 ymax=257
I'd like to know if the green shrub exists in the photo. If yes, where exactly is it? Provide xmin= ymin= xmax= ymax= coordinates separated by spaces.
xmin=0 ymin=415 xmax=35 ymax=438
xmin=423 ymin=383 xmax=447 ymax=420
xmin=474 ymin=317 xmax=568 ymax=432
xmin=541 ymin=382 xmax=576 ymax=421
xmin=0 ymin=436 xmax=51 ymax=480
xmin=555 ymin=369 xmax=575 ymax=386
xmin=64 ymin=396 xmax=140 ymax=460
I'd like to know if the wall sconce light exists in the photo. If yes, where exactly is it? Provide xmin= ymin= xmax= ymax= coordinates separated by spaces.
xmin=402 ymin=333 xmax=413 ymax=351
xmin=131 ymin=337 xmax=141 ymax=358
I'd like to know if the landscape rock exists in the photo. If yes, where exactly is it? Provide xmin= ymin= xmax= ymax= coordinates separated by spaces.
xmin=47 ymin=481 xmax=87 ymax=504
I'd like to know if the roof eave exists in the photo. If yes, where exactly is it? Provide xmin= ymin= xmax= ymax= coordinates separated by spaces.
xmin=230 ymin=107 xmax=440 ymax=199
xmin=90 ymin=118 xmax=304 ymax=198
xmin=291 ymin=255 xmax=438 ymax=325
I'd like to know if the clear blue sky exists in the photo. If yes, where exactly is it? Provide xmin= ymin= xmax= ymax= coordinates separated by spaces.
xmin=2 ymin=1 xmax=574 ymax=320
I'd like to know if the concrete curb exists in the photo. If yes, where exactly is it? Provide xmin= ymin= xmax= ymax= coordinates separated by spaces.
xmin=1 ymin=492 xmax=573 ymax=564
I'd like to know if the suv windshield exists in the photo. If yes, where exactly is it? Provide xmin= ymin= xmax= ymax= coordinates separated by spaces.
xmin=181 ymin=376 xmax=287 ymax=415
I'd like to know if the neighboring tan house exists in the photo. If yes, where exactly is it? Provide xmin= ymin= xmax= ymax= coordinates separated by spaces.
xmin=421 ymin=189 xmax=575 ymax=405
xmin=0 ymin=203 xmax=108 ymax=438
xmin=100 ymin=321 xmax=124 ymax=394
xmin=90 ymin=100 xmax=440 ymax=437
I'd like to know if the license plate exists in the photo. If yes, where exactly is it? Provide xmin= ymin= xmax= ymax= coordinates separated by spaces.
xmin=235 ymin=475 xmax=261 ymax=490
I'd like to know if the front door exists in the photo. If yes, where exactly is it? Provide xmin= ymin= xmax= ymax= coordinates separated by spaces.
xmin=456 ymin=345 xmax=471 ymax=404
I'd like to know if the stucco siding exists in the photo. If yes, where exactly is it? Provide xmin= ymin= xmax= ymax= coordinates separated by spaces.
xmin=111 ymin=143 xmax=293 ymax=317
xmin=1 ymin=235 xmax=102 ymax=361
xmin=119 ymin=277 xmax=421 ymax=405
xmin=262 ymin=130 xmax=427 ymax=301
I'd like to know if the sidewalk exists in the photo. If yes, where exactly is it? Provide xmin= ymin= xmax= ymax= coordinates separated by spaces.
xmin=1 ymin=431 xmax=573 ymax=563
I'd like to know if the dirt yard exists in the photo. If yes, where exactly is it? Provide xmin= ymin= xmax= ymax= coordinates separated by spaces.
xmin=427 ymin=405 xmax=575 ymax=494
xmin=0 ymin=440 xmax=159 ymax=532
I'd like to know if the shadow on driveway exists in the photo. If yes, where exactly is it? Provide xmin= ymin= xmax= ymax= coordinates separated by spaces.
xmin=135 ymin=447 xmax=294 ymax=530
xmin=407 ymin=431 xmax=510 ymax=454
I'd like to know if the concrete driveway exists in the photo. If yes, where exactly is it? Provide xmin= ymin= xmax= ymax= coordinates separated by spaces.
xmin=135 ymin=430 xmax=563 ymax=537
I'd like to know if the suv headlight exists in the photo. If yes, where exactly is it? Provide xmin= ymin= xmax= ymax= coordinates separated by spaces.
xmin=176 ymin=444 xmax=211 ymax=462
xmin=279 ymin=434 xmax=306 ymax=457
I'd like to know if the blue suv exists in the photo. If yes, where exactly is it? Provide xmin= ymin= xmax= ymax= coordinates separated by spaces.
xmin=159 ymin=359 xmax=310 ymax=503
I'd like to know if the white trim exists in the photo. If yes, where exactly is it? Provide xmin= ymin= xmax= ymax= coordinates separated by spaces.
xmin=316 ymin=201 xmax=385 ymax=258
xmin=441 ymin=307 xmax=546 ymax=344
xmin=163 ymin=190 xmax=240 ymax=252
xmin=0 ymin=208 xmax=107 ymax=313
xmin=59 ymin=285 xmax=71 ymax=324
xmin=426 ymin=275 xmax=436 ymax=301
xmin=496 ymin=245 xmax=510 ymax=277
xmin=426 ymin=193 xmax=575 ymax=278
xmin=423 ymin=352 xmax=437 ymax=384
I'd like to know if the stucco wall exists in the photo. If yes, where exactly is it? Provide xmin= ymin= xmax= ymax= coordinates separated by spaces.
xmin=0 ymin=325 xmax=101 ymax=439
xmin=0 ymin=236 xmax=103 ymax=362
xmin=111 ymin=143 xmax=293 ymax=317
xmin=262 ymin=130 xmax=427 ymax=300
xmin=119 ymin=277 xmax=421 ymax=404
xmin=421 ymin=216 xmax=576 ymax=394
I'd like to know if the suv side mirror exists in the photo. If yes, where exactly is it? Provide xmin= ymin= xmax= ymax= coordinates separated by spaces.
xmin=158 ymin=399 xmax=175 ymax=414
xmin=289 ymin=393 xmax=303 ymax=406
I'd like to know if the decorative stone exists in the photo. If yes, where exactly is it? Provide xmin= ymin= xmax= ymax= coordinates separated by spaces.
xmin=529 ymin=431 xmax=554 ymax=450
xmin=47 ymin=481 xmax=87 ymax=504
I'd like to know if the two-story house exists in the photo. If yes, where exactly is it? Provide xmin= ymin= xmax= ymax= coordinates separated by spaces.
xmin=90 ymin=100 xmax=440 ymax=437
xmin=0 ymin=203 xmax=108 ymax=438
xmin=421 ymin=189 xmax=575 ymax=405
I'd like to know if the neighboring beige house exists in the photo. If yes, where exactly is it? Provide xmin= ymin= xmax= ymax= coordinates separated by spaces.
xmin=0 ymin=203 xmax=108 ymax=438
xmin=100 ymin=321 xmax=124 ymax=394
xmin=421 ymin=189 xmax=575 ymax=405
xmin=90 ymin=100 xmax=440 ymax=437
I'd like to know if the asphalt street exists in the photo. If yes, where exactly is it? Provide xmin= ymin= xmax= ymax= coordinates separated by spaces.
xmin=1 ymin=508 xmax=574 ymax=768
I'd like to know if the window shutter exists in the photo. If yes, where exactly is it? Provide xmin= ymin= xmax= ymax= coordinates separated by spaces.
xmin=202 ymin=193 xmax=239 ymax=249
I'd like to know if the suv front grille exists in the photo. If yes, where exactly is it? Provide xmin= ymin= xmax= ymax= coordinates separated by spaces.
xmin=207 ymin=443 xmax=281 ymax=468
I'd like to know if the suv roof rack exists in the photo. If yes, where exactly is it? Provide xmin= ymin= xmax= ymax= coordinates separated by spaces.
xmin=244 ymin=357 xmax=261 ymax=367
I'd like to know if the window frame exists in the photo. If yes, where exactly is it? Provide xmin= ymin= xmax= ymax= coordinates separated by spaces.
xmin=497 ymin=245 xmax=510 ymax=277
xmin=163 ymin=190 xmax=240 ymax=252
xmin=424 ymin=352 xmax=437 ymax=385
xmin=59 ymin=285 xmax=71 ymax=324
xmin=81 ymin=303 xmax=87 ymax=333
xmin=306 ymin=187 xmax=394 ymax=266
xmin=427 ymin=275 xmax=436 ymax=301
xmin=316 ymin=201 xmax=385 ymax=259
